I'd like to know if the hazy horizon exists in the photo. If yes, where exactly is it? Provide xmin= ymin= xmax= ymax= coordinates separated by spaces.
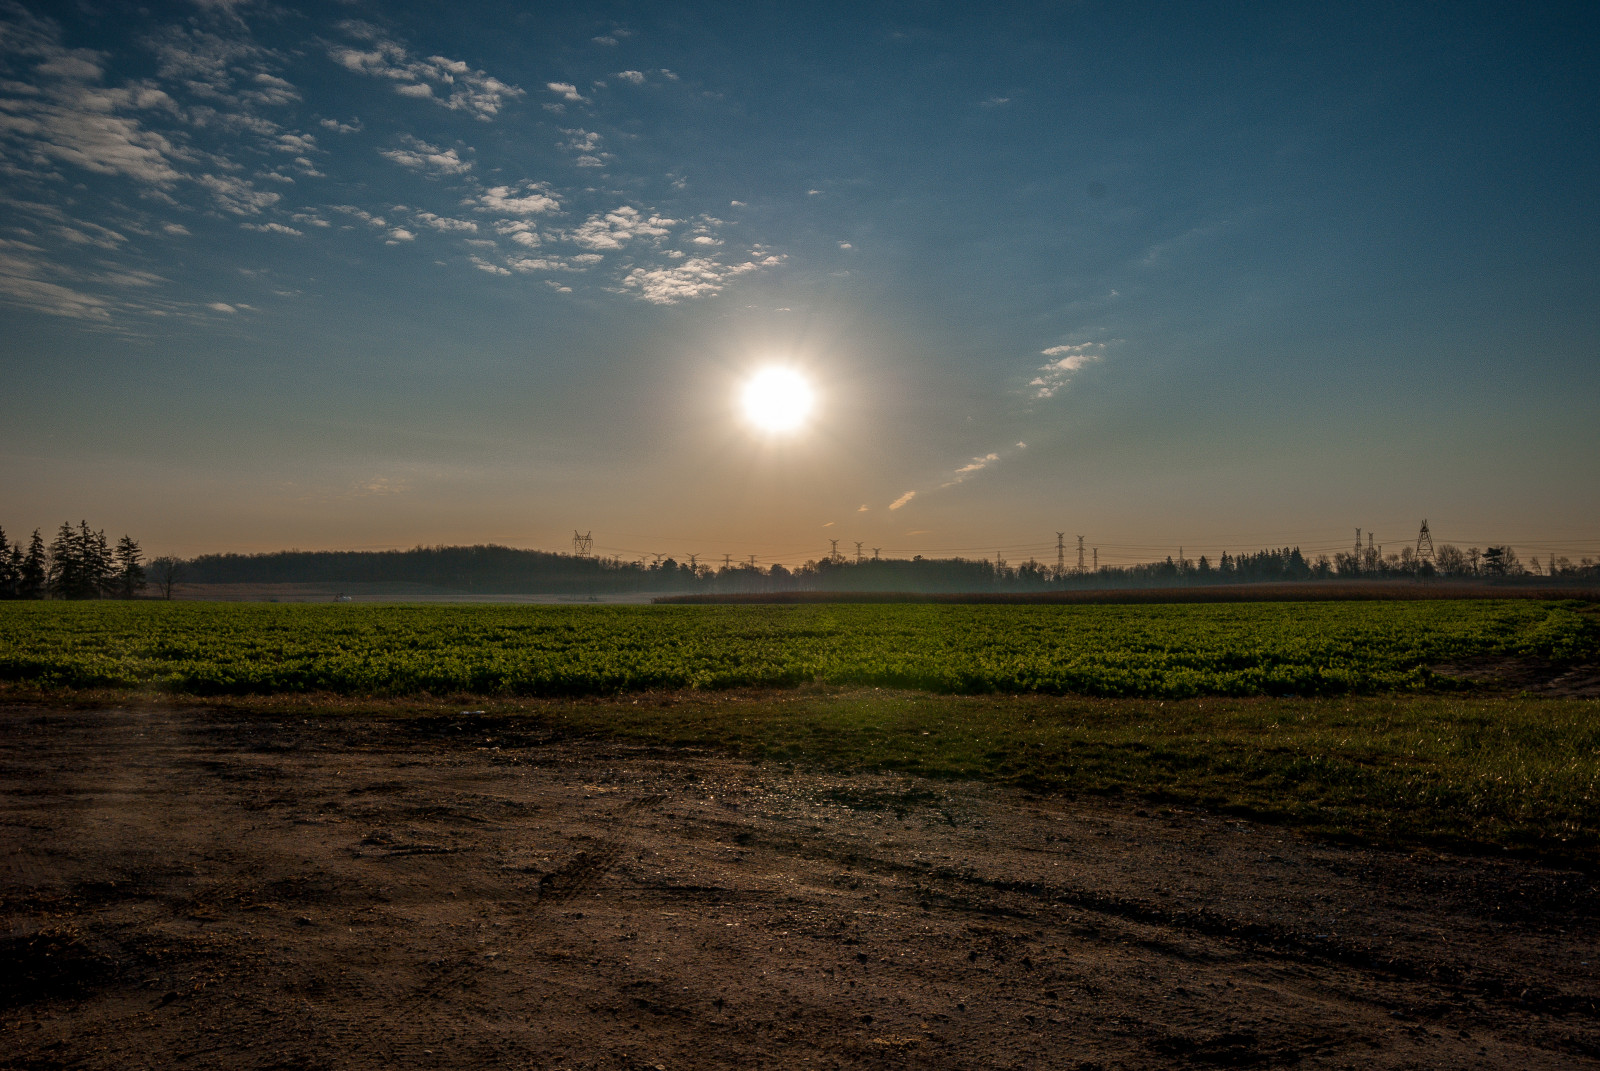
xmin=2 ymin=1 xmax=1596 ymax=567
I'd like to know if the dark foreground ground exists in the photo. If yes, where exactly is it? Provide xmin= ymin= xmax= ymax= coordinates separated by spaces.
xmin=2 ymin=704 xmax=1597 ymax=1070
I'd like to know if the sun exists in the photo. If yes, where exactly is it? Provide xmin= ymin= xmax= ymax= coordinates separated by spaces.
xmin=740 ymin=367 xmax=814 ymax=434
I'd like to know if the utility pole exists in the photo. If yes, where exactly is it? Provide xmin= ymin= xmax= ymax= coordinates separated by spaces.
xmin=1077 ymin=535 xmax=1085 ymax=574
xmin=572 ymin=530 xmax=593 ymax=557
xmin=1056 ymin=532 xmax=1066 ymax=576
xmin=854 ymin=541 xmax=863 ymax=564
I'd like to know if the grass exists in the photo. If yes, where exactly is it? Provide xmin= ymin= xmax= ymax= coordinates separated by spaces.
xmin=4 ymin=598 xmax=1595 ymax=862
xmin=14 ymin=684 xmax=1594 ymax=864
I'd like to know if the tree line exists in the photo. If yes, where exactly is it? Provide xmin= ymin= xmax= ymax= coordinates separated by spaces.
xmin=4 ymin=529 xmax=1595 ymax=599
xmin=165 ymin=540 xmax=1600 ymax=595
xmin=0 ymin=521 xmax=181 ymax=600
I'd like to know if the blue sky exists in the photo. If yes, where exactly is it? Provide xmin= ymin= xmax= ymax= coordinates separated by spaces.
xmin=1 ymin=0 xmax=1596 ymax=566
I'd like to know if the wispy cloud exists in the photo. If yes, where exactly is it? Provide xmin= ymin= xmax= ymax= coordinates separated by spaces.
xmin=380 ymin=135 xmax=471 ymax=175
xmin=621 ymin=252 xmax=781 ymax=304
xmin=1030 ymin=342 xmax=1103 ymax=398
xmin=0 ymin=240 xmax=112 ymax=320
xmin=942 ymin=452 xmax=1000 ymax=487
xmin=469 ymin=182 xmax=560 ymax=216
xmin=329 ymin=24 xmax=522 ymax=120
xmin=414 ymin=211 xmax=477 ymax=233
xmin=196 ymin=172 xmax=280 ymax=214
xmin=570 ymin=206 xmax=676 ymax=250
xmin=888 ymin=491 xmax=916 ymax=511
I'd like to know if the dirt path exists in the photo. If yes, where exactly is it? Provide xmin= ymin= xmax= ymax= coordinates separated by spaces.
xmin=2 ymin=703 xmax=1596 ymax=1070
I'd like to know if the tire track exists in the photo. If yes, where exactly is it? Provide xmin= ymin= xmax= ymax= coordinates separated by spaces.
xmin=537 ymin=793 xmax=666 ymax=904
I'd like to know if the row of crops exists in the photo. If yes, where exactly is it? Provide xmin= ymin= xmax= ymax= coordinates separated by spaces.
xmin=0 ymin=600 xmax=1593 ymax=698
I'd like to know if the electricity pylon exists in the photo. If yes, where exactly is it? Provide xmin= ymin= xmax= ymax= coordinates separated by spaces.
xmin=572 ymin=530 xmax=593 ymax=557
xmin=1416 ymin=520 xmax=1435 ymax=565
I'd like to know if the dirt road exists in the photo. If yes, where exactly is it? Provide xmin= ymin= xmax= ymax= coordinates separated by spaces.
xmin=2 ymin=703 xmax=1596 ymax=1069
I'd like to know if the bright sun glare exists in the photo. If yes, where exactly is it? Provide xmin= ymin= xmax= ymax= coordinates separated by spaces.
xmin=740 ymin=367 xmax=814 ymax=433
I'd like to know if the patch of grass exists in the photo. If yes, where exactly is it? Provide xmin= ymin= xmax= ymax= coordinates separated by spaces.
xmin=549 ymin=690 xmax=1600 ymax=860
xmin=19 ymin=685 xmax=1592 ymax=863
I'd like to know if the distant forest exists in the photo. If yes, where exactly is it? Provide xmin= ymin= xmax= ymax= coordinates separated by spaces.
xmin=3 ymin=524 xmax=1596 ymax=599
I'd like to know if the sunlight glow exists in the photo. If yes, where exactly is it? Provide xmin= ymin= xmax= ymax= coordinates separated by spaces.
xmin=740 ymin=367 xmax=814 ymax=433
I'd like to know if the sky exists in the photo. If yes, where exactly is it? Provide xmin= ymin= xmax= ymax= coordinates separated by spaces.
xmin=1 ymin=0 xmax=1596 ymax=567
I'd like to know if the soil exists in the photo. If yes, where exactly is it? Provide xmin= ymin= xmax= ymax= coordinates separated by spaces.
xmin=2 ymin=703 xmax=1597 ymax=1070
xmin=1429 ymin=656 xmax=1600 ymax=697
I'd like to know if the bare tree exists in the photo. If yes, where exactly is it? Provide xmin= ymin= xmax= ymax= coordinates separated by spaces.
xmin=148 ymin=556 xmax=184 ymax=600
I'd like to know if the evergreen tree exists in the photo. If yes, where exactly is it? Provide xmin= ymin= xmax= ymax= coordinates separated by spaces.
xmin=84 ymin=523 xmax=113 ymax=597
xmin=47 ymin=522 xmax=78 ymax=598
xmin=0 ymin=526 xmax=16 ymax=598
xmin=114 ymin=535 xmax=146 ymax=598
xmin=48 ymin=521 xmax=113 ymax=598
xmin=20 ymin=530 xmax=46 ymax=599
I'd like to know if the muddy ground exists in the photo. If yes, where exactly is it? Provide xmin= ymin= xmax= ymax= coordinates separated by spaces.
xmin=2 ymin=703 xmax=1596 ymax=1070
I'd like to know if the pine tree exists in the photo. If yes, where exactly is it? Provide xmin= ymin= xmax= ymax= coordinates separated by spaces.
xmin=20 ymin=530 xmax=46 ymax=599
xmin=114 ymin=535 xmax=146 ymax=598
xmin=47 ymin=522 xmax=79 ymax=598
xmin=0 ymin=526 xmax=16 ymax=598
xmin=83 ymin=523 xmax=113 ymax=597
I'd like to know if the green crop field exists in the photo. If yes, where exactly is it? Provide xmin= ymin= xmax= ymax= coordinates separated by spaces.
xmin=0 ymin=599 xmax=1594 ymax=698
xmin=3 ymin=599 xmax=1597 ymax=858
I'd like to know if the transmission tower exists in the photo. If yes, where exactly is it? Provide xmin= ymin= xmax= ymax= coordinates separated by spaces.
xmin=1093 ymin=548 xmax=1098 ymax=572
xmin=829 ymin=538 xmax=839 ymax=561
xmin=748 ymin=554 xmax=757 ymax=568
xmin=1056 ymin=532 xmax=1066 ymax=575
xmin=1416 ymin=519 xmax=1435 ymax=564
xmin=1077 ymin=535 xmax=1085 ymax=574
xmin=872 ymin=547 xmax=881 ymax=561
xmin=723 ymin=554 xmax=732 ymax=570
xmin=688 ymin=554 xmax=698 ymax=571
xmin=651 ymin=553 xmax=664 ymax=566
xmin=572 ymin=530 xmax=593 ymax=557
xmin=1354 ymin=528 xmax=1362 ymax=557
xmin=854 ymin=541 xmax=863 ymax=564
